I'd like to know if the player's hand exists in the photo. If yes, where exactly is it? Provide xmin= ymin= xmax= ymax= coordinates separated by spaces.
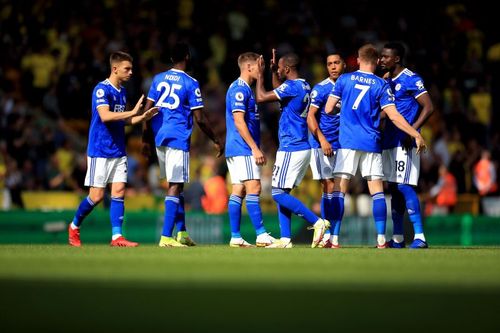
xmin=320 ymin=140 xmax=333 ymax=157
xmin=142 ymin=106 xmax=159 ymax=121
xmin=133 ymin=94 xmax=145 ymax=115
xmin=252 ymin=147 xmax=267 ymax=166
xmin=270 ymin=48 xmax=278 ymax=73
xmin=415 ymin=134 xmax=427 ymax=154
xmin=257 ymin=55 xmax=265 ymax=74
xmin=401 ymin=135 xmax=414 ymax=152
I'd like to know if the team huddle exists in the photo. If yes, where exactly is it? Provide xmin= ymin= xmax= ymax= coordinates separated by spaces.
xmin=68 ymin=41 xmax=433 ymax=249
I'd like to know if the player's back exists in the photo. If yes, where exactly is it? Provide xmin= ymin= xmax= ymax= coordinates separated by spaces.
xmin=308 ymin=78 xmax=340 ymax=149
xmin=225 ymin=78 xmax=260 ymax=157
xmin=382 ymin=68 xmax=427 ymax=149
xmin=88 ymin=79 xmax=127 ymax=158
xmin=332 ymin=70 xmax=394 ymax=153
xmin=274 ymin=79 xmax=311 ymax=152
xmin=147 ymin=68 xmax=203 ymax=151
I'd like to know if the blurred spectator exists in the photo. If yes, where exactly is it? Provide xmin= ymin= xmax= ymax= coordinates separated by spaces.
xmin=427 ymin=164 xmax=457 ymax=215
xmin=473 ymin=150 xmax=498 ymax=196
xmin=184 ymin=166 xmax=205 ymax=211
xmin=201 ymin=163 xmax=228 ymax=214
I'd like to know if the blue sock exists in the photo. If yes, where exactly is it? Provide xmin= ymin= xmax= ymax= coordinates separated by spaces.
xmin=390 ymin=185 xmax=406 ymax=236
xmin=398 ymin=184 xmax=424 ymax=234
xmin=272 ymin=188 xmax=318 ymax=224
xmin=372 ymin=192 xmax=387 ymax=235
xmin=175 ymin=193 xmax=186 ymax=232
xmin=72 ymin=196 xmax=96 ymax=227
xmin=277 ymin=203 xmax=292 ymax=238
xmin=321 ymin=193 xmax=333 ymax=235
xmin=162 ymin=196 xmax=179 ymax=237
xmin=228 ymin=195 xmax=242 ymax=238
xmin=110 ymin=196 xmax=124 ymax=237
xmin=246 ymin=194 xmax=266 ymax=236
xmin=331 ymin=192 xmax=344 ymax=236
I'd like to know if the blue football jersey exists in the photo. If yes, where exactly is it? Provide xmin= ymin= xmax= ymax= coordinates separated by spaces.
xmin=308 ymin=78 xmax=341 ymax=149
xmin=225 ymin=78 xmax=260 ymax=157
xmin=147 ymin=68 xmax=203 ymax=151
xmin=382 ymin=68 xmax=427 ymax=149
xmin=331 ymin=70 xmax=395 ymax=153
xmin=87 ymin=79 xmax=127 ymax=158
xmin=273 ymin=79 xmax=311 ymax=152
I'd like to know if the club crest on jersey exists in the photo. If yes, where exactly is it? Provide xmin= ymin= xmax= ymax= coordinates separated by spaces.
xmin=96 ymin=89 xmax=105 ymax=98
xmin=395 ymin=83 xmax=401 ymax=91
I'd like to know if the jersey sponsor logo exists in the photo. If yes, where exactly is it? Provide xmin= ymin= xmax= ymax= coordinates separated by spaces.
xmin=416 ymin=80 xmax=425 ymax=90
xmin=114 ymin=104 xmax=125 ymax=112
xmin=395 ymin=83 xmax=401 ymax=91
xmin=234 ymin=102 xmax=244 ymax=106
xmin=96 ymin=98 xmax=106 ymax=103
xmin=96 ymin=89 xmax=105 ymax=98
xmin=235 ymin=92 xmax=244 ymax=101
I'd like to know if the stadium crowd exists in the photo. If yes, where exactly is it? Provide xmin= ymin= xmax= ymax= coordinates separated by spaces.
xmin=1 ymin=0 xmax=499 ymax=212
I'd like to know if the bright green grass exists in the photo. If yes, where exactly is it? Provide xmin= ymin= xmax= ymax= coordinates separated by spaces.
xmin=1 ymin=245 xmax=499 ymax=332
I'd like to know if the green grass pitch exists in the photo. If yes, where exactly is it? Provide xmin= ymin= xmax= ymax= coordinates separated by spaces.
xmin=1 ymin=245 xmax=499 ymax=332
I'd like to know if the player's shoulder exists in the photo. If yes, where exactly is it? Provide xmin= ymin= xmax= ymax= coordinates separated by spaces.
xmin=316 ymin=78 xmax=333 ymax=88
xmin=176 ymin=69 xmax=199 ymax=84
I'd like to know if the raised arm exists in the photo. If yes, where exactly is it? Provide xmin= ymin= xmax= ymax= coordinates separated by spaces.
xmin=97 ymin=95 xmax=144 ymax=122
xmin=255 ymin=55 xmax=280 ymax=103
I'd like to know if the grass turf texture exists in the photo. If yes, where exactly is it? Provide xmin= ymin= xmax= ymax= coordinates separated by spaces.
xmin=1 ymin=245 xmax=499 ymax=332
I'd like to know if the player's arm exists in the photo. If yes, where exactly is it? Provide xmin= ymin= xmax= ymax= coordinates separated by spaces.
xmin=324 ymin=95 xmax=340 ymax=114
xmin=97 ymin=95 xmax=144 ymax=122
xmin=412 ymin=92 xmax=434 ymax=130
xmin=193 ymin=107 xmax=224 ymax=158
xmin=233 ymin=112 xmax=266 ymax=165
xmin=141 ymin=99 xmax=156 ymax=157
xmin=255 ymin=55 xmax=279 ymax=103
xmin=401 ymin=92 xmax=434 ymax=150
xmin=307 ymin=105 xmax=333 ymax=157
xmin=383 ymin=105 xmax=427 ymax=154
xmin=128 ymin=106 xmax=158 ymax=125
xmin=270 ymin=49 xmax=281 ymax=89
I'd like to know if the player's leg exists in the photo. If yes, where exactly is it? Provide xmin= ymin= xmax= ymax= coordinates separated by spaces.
xmin=108 ymin=157 xmax=138 ymax=247
xmin=388 ymin=183 xmax=406 ymax=247
xmin=361 ymin=152 xmax=388 ymax=248
xmin=330 ymin=149 xmax=360 ymax=247
xmin=68 ymin=156 xmax=105 ymax=247
xmin=175 ymin=190 xmax=196 ymax=246
xmin=157 ymin=147 xmax=187 ymax=247
xmin=270 ymin=150 xmax=329 ymax=248
xmin=226 ymin=157 xmax=253 ymax=247
xmin=395 ymin=147 xmax=427 ymax=248
xmin=382 ymin=148 xmax=405 ymax=247
xmin=245 ymin=179 xmax=274 ymax=246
